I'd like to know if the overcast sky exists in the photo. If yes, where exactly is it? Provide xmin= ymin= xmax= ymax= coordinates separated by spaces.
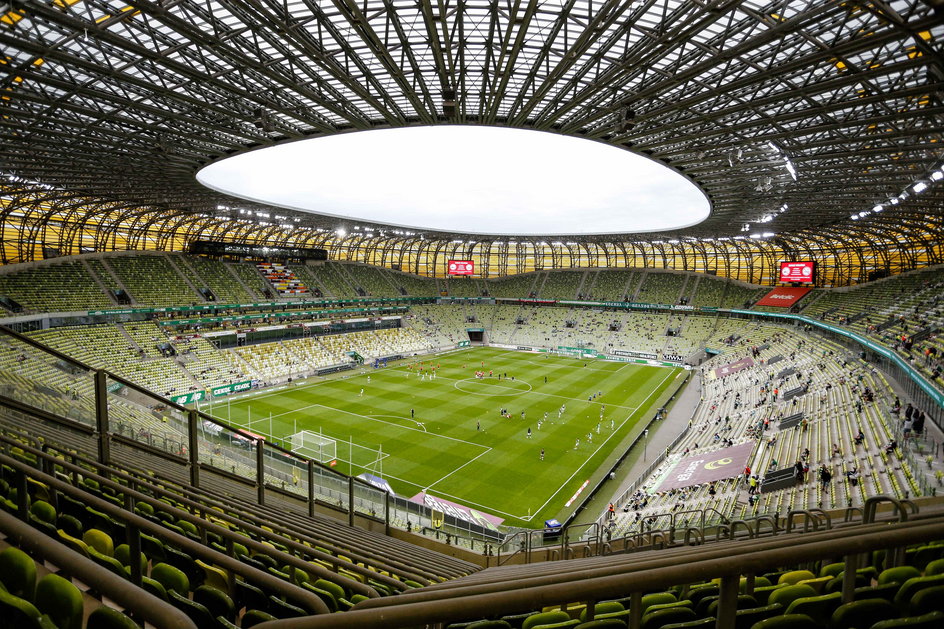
xmin=197 ymin=126 xmax=710 ymax=235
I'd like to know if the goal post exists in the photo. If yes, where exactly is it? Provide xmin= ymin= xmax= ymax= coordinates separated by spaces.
xmin=288 ymin=431 xmax=337 ymax=463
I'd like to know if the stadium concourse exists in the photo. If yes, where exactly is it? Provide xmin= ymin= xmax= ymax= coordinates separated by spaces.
xmin=0 ymin=253 xmax=941 ymax=627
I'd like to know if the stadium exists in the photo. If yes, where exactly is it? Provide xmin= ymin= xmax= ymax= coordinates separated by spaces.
xmin=0 ymin=1 xmax=943 ymax=628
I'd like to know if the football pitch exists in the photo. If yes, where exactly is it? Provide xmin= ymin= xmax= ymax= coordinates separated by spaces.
xmin=207 ymin=347 xmax=686 ymax=527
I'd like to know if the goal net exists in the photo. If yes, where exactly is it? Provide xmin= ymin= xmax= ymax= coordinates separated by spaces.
xmin=289 ymin=431 xmax=337 ymax=463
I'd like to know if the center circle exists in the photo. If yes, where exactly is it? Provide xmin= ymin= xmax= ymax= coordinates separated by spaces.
xmin=196 ymin=125 xmax=710 ymax=235
xmin=454 ymin=377 xmax=533 ymax=396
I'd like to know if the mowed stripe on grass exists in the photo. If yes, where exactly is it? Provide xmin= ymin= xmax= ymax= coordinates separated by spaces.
xmin=212 ymin=347 xmax=682 ymax=525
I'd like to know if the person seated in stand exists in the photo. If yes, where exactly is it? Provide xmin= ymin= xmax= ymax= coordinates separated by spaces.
xmin=853 ymin=428 xmax=865 ymax=446
xmin=884 ymin=439 xmax=898 ymax=454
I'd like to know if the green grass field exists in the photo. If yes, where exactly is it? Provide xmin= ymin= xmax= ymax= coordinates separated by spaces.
xmin=207 ymin=347 xmax=685 ymax=526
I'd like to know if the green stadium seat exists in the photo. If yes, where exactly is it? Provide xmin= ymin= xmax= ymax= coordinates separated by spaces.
xmin=878 ymin=566 xmax=921 ymax=586
xmin=241 ymin=609 xmax=277 ymax=628
xmin=733 ymin=603 xmax=782 ymax=629
xmin=659 ymin=618 xmax=714 ymax=629
xmin=194 ymin=585 xmax=236 ymax=623
xmin=0 ymin=547 xmax=37 ymax=601
xmin=893 ymin=574 xmax=944 ymax=613
xmin=150 ymin=562 xmax=189 ymax=596
xmin=854 ymin=583 xmax=900 ymax=602
xmin=925 ymin=559 xmax=944 ymax=576
xmin=869 ymin=611 xmax=944 ymax=628
xmin=86 ymin=606 xmax=141 ymax=629
xmin=909 ymin=584 xmax=944 ymax=616
xmin=575 ymin=620 xmax=626 ymax=629
xmin=783 ymin=591 xmax=841 ymax=626
xmin=522 ymin=611 xmax=572 ymax=629
xmin=168 ymin=589 xmax=215 ymax=627
xmin=578 ymin=601 xmax=625 ymax=622
xmin=34 ymin=574 xmax=83 ymax=629
xmin=778 ymin=570 xmax=816 ymax=586
xmin=640 ymin=607 xmax=697 ymax=629
xmin=748 ymin=614 xmax=818 ymax=629
xmin=267 ymin=595 xmax=307 ymax=619
xmin=768 ymin=584 xmax=817 ymax=610
xmin=705 ymin=594 xmax=757 ymax=616
xmin=830 ymin=598 xmax=898 ymax=629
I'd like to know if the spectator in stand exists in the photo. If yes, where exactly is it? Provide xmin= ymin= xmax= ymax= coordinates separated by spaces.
xmin=853 ymin=428 xmax=865 ymax=446
xmin=819 ymin=465 xmax=832 ymax=490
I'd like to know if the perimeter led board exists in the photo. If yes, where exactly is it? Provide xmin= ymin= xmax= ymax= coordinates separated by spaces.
xmin=197 ymin=126 xmax=710 ymax=236
xmin=779 ymin=261 xmax=815 ymax=284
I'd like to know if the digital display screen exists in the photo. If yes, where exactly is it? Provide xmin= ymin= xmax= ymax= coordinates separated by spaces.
xmin=448 ymin=260 xmax=475 ymax=275
xmin=779 ymin=261 xmax=815 ymax=284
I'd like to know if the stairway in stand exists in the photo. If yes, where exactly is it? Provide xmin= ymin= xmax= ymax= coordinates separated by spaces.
xmin=256 ymin=262 xmax=309 ymax=296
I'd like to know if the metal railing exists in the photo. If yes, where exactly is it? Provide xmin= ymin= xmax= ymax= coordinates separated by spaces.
xmin=254 ymin=508 xmax=944 ymax=628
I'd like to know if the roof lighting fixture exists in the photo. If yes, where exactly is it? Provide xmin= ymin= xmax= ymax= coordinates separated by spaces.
xmin=913 ymin=181 xmax=928 ymax=194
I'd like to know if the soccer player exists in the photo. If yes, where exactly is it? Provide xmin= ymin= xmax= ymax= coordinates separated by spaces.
xmin=477 ymin=420 xmax=481 ymax=431
xmin=587 ymin=432 xmax=593 ymax=443
xmin=526 ymin=427 xmax=532 ymax=439
xmin=367 ymin=376 xmax=371 ymax=384
xmin=540 ymin=448 xmax=545 ymax=461
xmin=575 ymin=438 xmax=580 ymax=449
xmin=359 ymin=388 xmax=364 ymax=397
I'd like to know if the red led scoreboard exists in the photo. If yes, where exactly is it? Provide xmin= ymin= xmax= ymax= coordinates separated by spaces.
xmin=448 ymin=260 xmax=475 ymax=275
xmin=779 ymin=261 xmax=815 ymax=284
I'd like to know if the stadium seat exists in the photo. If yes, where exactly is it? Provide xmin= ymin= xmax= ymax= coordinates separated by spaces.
xmin=640 ymin=607 xmax=697 ymax=629
xmin=854 ymin=583 xmax=899 ymax=602
xmin=34 ymin=574 xmax=83 ymax=629
xmin=783 ymin=591 xmax=841 ymax=625
xmin=194 ymin=585 xmax=236 ymax=622
xmin=522 ymin=611 xmax=572 ymax=629
xmin=869 ymin=611 xmax=944 ymax=628
xmin=578 ymin=601 xmax=625 ymax=622
xmin=240 ymin=609 xmax=277 ymax=628
xmin=830 ymin=598 xmax=898 ymax=629
xmin=575 ymin=620 xmax=627 ymax=629
xmin=659 ymin=619 xmax=714 ymax=629
xmin=878 ymin=566 xmax=921 ymax=586
xmin=0 ymin=547 xmax=37 ymax=601
xmin=168 ymin=589 xmax=215 ymax=627
xmin=908 ymin=585 xmax=944 ymax=616
xmin=893 ymin=574 xmax=944 ymax=613
xmin=528 ymin=620 xmax=580 ymax=629
xmin=818 ymin=563 xmax=844 ymax=578
xmin=778 ymin=570 xmax=816 ymax=586
xmin=85 ymin=606 xmax=141 ymax=629
xmin=768 ymin=584 xmax=817 ymax=609
xmin=925 ymin=559 xmax=944 ymax=576
xmin=705 ymin=594 xmax=757 ymax=616
xmin=151 ymin=562 xmax=189 ymax=596
xmin=733 ymin=603 xmax=783 ymax=629
xmin=748 ymin=614 xmax=818 ymax=629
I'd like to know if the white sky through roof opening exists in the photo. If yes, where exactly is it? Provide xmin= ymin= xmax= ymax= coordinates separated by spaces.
xmin=197 ymin=126 xmax=709 ymax=235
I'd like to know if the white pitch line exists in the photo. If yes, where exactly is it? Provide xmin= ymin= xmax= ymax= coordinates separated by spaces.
xmin=312 ymin=404 xmax=490 ymax=450
xmin=424 ymin=447 xmax=493 ymax=492
xmin=433 ymin=372 xmax=639 ymax=410
xmin=521 ymin=366 xmax=677 ymax=520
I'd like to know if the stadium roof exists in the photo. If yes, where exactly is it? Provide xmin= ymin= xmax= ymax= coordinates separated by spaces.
xmin=0 ymin=1 xmax=943 ymax=265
